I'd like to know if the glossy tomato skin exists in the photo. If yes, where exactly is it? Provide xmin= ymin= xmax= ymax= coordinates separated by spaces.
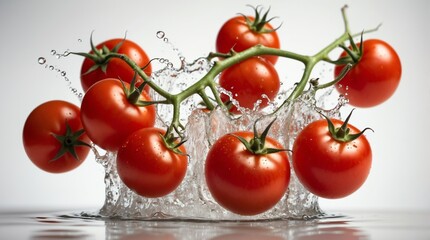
xmin=219 ymin=57 xmax=280 ymax=114
xmin=80 ymin=38 xmax=152 ymax=92
xmin=80 ymin=78 xmax=156 ymax=151
xmin=216 ymin=16 xmax=280 ymax=64
xmin=335 ymin=39 xmax=401 ymax=107
xmin=22 ymin=100 xmax=90 ymax=173
xmin=292 ymin=119 xmax=372 ymax=199
xmin=116 ymin=128 xmax=188 ymax=198
xmin=205 ymin=132 xmax=290 ymax=215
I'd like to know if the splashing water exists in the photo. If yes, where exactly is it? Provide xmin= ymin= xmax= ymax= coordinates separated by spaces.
xmin=37 ymin=55 xmax=84 ymax=101
xmin=88 ymin=56 xmax=344 ymax=221
xmin=39 ymin=34 xmax=345 ymax=221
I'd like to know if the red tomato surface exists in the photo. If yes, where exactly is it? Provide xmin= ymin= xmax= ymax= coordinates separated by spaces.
xmin=335 ymin=39 xmax=401 ymax=107
xmin=216 ymin=15 xmax=280 ymax=64
xmin=116 ymin=128 xmax=188 ymax=198
xmin=80 ymin=38 xmax=152 ymax=92
xmin=22 ymin=100 xmax=90 ymax=173
xmin=292 ymin=119 xmax=372 ymax=199
xmin=205 ymin=131 xmax=290 ymax=215
xmin=80 ymin=78 xmax=156 ymax=151
xmin=219 ymin=57 xmax=280 ymax=113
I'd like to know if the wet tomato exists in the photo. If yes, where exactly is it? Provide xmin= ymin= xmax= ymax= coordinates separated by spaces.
xmin=292 ymin=118 xmax=372 ymax=199
xmin=80 ymin=78 xmax=156 ymax=151
xmin=22 ymin=100 xmax=91 ymax=173
xmin=205 ymin=131 xmax=290 ymax=215
xmin=216 ymin=11 xmax=280 ymax=64
xmin=80 ymin=38 xmax=152 ymax=92
xmin=335 ymin=39 xmax=401 ymax=107
xmin=116 ymin=128 xmax=188 ymax=198
xmin=219 ymin=57 xmax=280 ymax=114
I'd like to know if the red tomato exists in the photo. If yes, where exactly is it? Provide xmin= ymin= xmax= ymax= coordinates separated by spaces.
xmin=219 ymin=57 xmax=280 ymax=114
xmin=216 ymin=14 xmax=280 ymax=64
xmin=292 ymin=118 xmax=372 ymax=199
xmin=22 ymin=100 xmax=91 ymax=173
xmin=80 ymin=78 xmax=156 ymax=151
xmin=335 ymin=39 xmax=402 ymax=107
xmin=205 ymin=132 xmax=290 ymax=215
xmin=116 ymin=128 xmax=188 ymax=198
xmin=80 ymin=38 xmax=152 ymax=92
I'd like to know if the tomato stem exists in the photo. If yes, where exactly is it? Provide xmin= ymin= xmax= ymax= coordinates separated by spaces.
xmin=75 ymin=6 xmax=380 ymax=140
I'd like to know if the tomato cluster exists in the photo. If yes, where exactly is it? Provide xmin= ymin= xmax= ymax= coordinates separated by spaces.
xmin=22 ymin=5 xmax=401 ymax=216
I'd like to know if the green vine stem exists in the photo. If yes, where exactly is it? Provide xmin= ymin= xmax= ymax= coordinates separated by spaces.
xmin=76 ymin=5 xmax=380 ymax=139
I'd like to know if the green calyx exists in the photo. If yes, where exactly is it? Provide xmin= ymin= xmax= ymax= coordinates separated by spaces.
xmin=160 ymin=133 xmax=187 ymax=156
xmin=121 ymin=74 xmax=148 ymax=105
xmin=51 ymin=121 xmax=91 ymax=161
xmin=334 ymin=32 xmax=364 ymax=65
xmin=242 ymin=5 xmax=280 ymax=33
xmin=322 ymin=109 xmax=373 ymax=143
xmin=74 ymin=33 xmax=125 ymax=75
xmin=120 ymin=74 xmax=164 ymax=107
xmin=231 ymin=118 xmax=288 ymax=155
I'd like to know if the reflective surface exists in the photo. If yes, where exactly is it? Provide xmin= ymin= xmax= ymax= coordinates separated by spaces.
xmin=0 ymin=210 xmax=429 ymax=239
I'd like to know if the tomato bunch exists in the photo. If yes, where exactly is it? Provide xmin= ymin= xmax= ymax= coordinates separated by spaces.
xmin=22 ymin=5 xmax=402 ymax=216
xmin=23 ymin=38 xmax=187 ymax=198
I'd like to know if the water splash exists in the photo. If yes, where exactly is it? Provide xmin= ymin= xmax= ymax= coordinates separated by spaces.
xmin=39 ymin=32 xmax=344 ymax=221
xmin=37 ymin=55 xmax=83 ymax=101
xmin=88 ymin=56 xmax=345 ymax=221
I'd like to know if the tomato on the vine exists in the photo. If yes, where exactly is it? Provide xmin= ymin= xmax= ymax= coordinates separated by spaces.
xmin=219 ymin=57 xmax=280 ymax=114
xmin=216 ymin=6 xmax=280 ymax=64
xmin=80 ymin=38 xmax=152 ymax=92
xmin=335 ymin=39 xmax=402 ymax=108
xmin=80 ymin=78 xmax=156 ymax=151
xmin=205 ymin=125 xmax=290 ymax=215
xmin=292 ymin=114 xmax=372 ymax=199
xmin=22 ymin=100 xmax=91 ymax=173
xmin=117 ymin=128 xmax=188 ymax=198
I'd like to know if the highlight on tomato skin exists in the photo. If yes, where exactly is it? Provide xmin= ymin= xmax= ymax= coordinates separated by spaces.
xmin=80 ymin=38 xmax=152 ymax=93
xmin=116 ymin=127 xmax=188 ymax=198
xmin=219 ymin=57 xmax=280 ymax=114
xmin=80 ymin=78 xmax=156 ymax=152
xmin=22 ymin=100 xmax=91 ymax=174
xmin=205 ymin=131 xmax=290 ymax=215
xmin=334 ymin=39 xmax=402 ymax=108
xmin=292 ymin=118 xmax=372 ymax=199
xmin=215 ymin=6 xmax=281 ymax=65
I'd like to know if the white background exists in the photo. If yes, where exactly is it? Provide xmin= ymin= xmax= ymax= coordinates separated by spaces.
xmin=0 ymin=0 xmax=429 ymax=213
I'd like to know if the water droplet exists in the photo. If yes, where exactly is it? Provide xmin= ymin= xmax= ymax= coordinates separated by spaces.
xmin=49 ymin=65 xmax=54 ymax=70
xmin=61 ymin=71 xmax=66 ymax=76
xmin=50 ymin=50 xmax=56 ymax=55
xmin=38 ymin=57 xmax=46 ymax=64
xmin=78 ymin=39 xmax=82 ymax=42
xmin=156 ymin=31 xmax=165 ymax=39
xmin=163 ymin=38 xmax=169 ymax=43
xmin=63 ymin=50 xmax=70 ymax=56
